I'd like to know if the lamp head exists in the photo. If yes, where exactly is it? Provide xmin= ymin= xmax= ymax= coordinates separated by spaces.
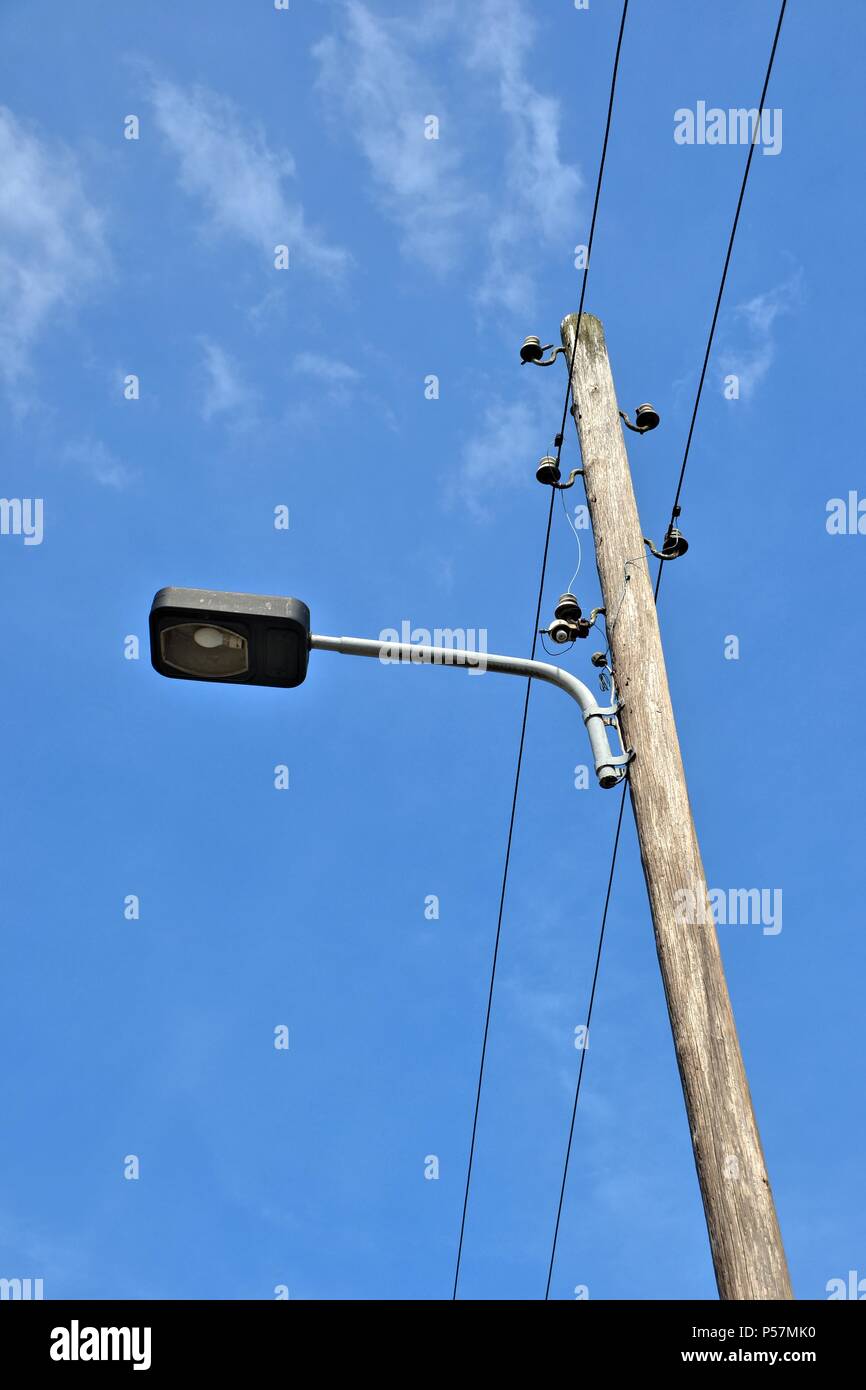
xmin=149 ymin=587 xmax=311 ymax=687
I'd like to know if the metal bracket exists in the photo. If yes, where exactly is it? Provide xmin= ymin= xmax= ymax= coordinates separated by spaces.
xmin=585 ymin=698 xmax=622 ymax=721
xmin=523 ymin=344 xmax=567 ymax=368
xmin=583 ymin=701 xmax=635 ymax=778
xmin=619 ymin=405 xmax=660 ymax=435
xmin=554 ymin=468 xmax=584 ymax=490
xmin=312 ymin=631 xmax=630 ymax=790
xmin=619 ymin=409 xmax=648 ymax=434
xmin=601 ymin=749 xmax=635 ymax=770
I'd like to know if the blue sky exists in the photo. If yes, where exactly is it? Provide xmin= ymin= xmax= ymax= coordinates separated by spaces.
xmin=1 ymin=0 xmax=863 ymax=1301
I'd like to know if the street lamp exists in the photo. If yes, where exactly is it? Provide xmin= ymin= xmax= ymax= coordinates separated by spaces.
xmin=149 ymin=587 xmax=633 ymax=788
xmin=149 ymin=588 xmax=311 ymax=687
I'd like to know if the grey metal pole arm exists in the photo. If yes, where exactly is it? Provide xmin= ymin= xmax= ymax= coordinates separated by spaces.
xmin=310 ymin=633 xmax=633 ymax=788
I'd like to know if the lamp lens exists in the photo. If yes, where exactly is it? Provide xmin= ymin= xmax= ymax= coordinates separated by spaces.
xmin=160 ymin=623 xmax=248 ymax=678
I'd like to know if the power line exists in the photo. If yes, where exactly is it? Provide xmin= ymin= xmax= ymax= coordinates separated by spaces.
xmin=451 ymin=0 xmax=632 ymax=1300
xmin=655 ymin=0 xmax=788 ymax=602
xmin=451 ymin=489 xmax=555 ymax=1300
xmin=544 ymin=779 xmax=628 ymax=1299
xmin=544 ymin=0 xmax=789 ymax=1299
xmin=555 ymin=0 xmax=631 ymax=470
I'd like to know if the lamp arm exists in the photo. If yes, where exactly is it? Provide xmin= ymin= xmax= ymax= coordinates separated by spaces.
xmin=309 ymin=633 xmax=632 ymax=788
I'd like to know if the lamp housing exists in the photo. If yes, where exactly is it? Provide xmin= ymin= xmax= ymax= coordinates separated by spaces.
xmin=149 ymin=587 xmax=311 ymax=688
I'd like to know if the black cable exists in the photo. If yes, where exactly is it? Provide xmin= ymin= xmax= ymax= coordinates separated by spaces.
xmin=555 ymin=0 xmax=630 ymax=470
xmin=544 ymin=779 xmax=628 ymax=1299
xmin=452 ymin=0 xmax=631 ymax=1300
xmin=452 ymin=487 xmax=555 ymax=1300
xmin=453 ymin=0 xmax=631 ymax=1301
xmin=540 ymin=630 xmax=575 ymax=659
xmin=544 ymin=0 xmax=789 ymax=1298
xmin=655 ymin=0 xmax=788 ymax=603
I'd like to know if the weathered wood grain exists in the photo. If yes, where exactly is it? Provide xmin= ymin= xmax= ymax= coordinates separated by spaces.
xmin=562 ymin=312 xmax=792 ymax=1301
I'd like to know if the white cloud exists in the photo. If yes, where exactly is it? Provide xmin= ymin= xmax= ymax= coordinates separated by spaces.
xmin=150 ymin=78 xmax=348 ymax=278
xmin=0 ymin=106 xmax=109 ymax=392
xmin=313 ymin=2 xmax=473 ymax=271
xmin=199 ymin=339 xmax=258 ymax=423
xmin=453 ymin=396 xmax=544 ymax=520
xmin=718 ymin=270 xmax=803 ymax=400
xmin=464 ymin=0 xmax=582 ymax=313
xmin=293 ymin=352 xmax=360 ymax=387
xmin=289 ymin=350 xmax=401 ymax=437
xmin=62 ymin=437 xmax=132 ymax=489
xmin=313 ymin=0 xmax=580 ymax=310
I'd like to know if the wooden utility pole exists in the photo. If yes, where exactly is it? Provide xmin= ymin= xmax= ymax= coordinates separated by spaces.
xmin=561 ymin=312 xmax=792 ymax=1301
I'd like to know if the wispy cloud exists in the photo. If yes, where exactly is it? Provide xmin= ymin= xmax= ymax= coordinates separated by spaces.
xmin=285 ymin=349 xmax=399 ymax=435
xmin=199 ymin=338 xmax=258 ymax=424
xmin=718 ymin=270 xmax=804 ymax=400
xmin=464 ymin=0 xmax=582 ymax=314
xmin=62 ymin=437 xmax=132 ymax=489
xmin=293 ymin=351 xmax=361 ymax=402
xmin=313 ymin=2 xmax=473 ymax=271
xmin=313 ymin=0 xmax=580 ymax=310
xmin=293 ymin=352 xmax=360 ymax=386
xmin=453 ymin=396 xmax=543 ymax=520
xmin=149 ymin=78 xmax=348 ymax=278
xmin=501 ymin=976 xmax=575 ymax=1058
xmin=0 ymin=106 xmax=109 ymax=396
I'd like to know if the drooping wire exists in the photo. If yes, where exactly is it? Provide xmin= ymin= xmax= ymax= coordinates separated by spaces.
xmin=597 ymin=555 xmax=646 ymax=661
xmin=544 ymin=0 xmax=789 ymax=1299
xmin=451 ymin=0 xmax=631 ymax=1299
xmin=452 ymin=487 xmax=556 ymax=1300
xmin=559 ymin=485 xmax=583 ymax=593
xmin=540 ymin=630 xmax=575 ymax=659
